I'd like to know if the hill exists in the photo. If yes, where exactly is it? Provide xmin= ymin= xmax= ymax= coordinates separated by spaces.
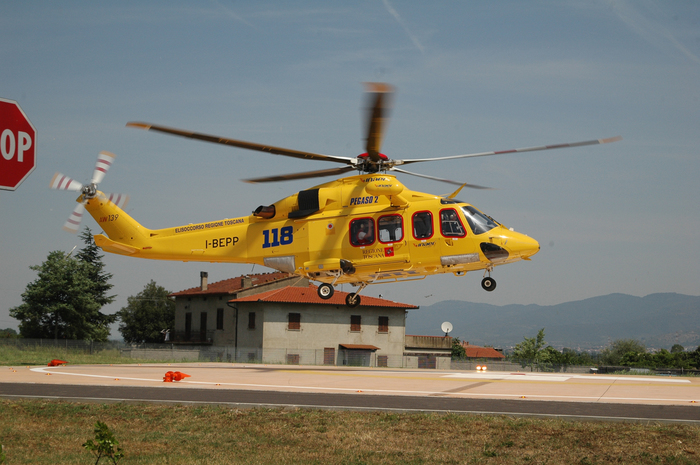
xmin=405 ymin=293 xmax=700 ymax=351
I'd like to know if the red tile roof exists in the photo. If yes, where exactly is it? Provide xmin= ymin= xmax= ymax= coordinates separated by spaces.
xmin=170 ymin=272 xmax=295 ymax=296
xmin=462 ymin=343 xmax=505 ymax=359
xmin=231 ymin=284 xmax=418 ymax=309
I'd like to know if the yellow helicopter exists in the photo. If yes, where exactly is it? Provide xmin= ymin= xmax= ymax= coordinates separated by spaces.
xmin=51 ymin=83 xmax=620 ymax=307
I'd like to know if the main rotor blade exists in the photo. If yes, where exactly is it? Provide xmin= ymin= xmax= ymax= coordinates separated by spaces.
xmin=127 ymin=122 xmax=354 ymax=165
xmin=91 ymin=151 xmax=115 ymax=185
xmin=397 ymin=136 xmax=623 ymax=166
xmin=243 ymin=166 xmax=356 ymax=183
xmin=364 ymin=82 xmax=394 ymax=162
xmin=390 ymin=167 xmax=492 ymax=189
xmin=49 ymin=173 xmax=83 ymax=191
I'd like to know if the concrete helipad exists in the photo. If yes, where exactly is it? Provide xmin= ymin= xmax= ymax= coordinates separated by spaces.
xmin=2 ymin=363 xmax=699 ymax=422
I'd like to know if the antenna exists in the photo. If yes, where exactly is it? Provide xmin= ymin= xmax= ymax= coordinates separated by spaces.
xmin=441 ymin=321 xmax=453 ymax=337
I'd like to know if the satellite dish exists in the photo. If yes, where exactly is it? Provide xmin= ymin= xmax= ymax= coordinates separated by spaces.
xmin=441 ymin=321 xmax=453 ymax=336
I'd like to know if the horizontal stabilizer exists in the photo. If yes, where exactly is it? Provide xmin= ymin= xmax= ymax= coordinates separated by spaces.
xmin=93 ymin=234 xmax=139 ymax=255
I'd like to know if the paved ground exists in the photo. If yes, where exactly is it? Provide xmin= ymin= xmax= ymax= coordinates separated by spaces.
xmin=2 ymin=363 xmax=699 ymax=423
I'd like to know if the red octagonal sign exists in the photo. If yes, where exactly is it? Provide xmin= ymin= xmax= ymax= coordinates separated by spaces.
xmin=0 ymin=98 xmax=36 ymax=190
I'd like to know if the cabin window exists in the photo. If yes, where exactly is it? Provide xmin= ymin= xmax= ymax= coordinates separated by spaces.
xmin=440 ymin=208 xmax=466 ymax=237
xmin=350 ymin=218 xmax=375 ymax=246
xmin=377 ymin=215 xmax=403 ymax=243
xmin=412 ymin=211 xmax=433 ymax=239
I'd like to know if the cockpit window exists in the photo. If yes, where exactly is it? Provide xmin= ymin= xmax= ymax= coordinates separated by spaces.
xmin=440 ymin=208 xmax=466 ymax=237
xmin=461 ymin=206 xmax=498 ymax=235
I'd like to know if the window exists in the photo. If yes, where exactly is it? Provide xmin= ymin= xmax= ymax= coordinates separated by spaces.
xmin=377 ymin=215 xmax=403 ymax=243
xmin=287 ymin=354 xmax=300 ymax=365
xmin=199 ymin=312 xmax=207 ymax=341
xmin=248 ymin=312 xmax=256 ymax=330
xmin=377 ymin=355 xmax=388 ymax=368
xmin=412 ymin=211 xmax=433 ymax=239
xmin=185 ymin=312 xmax=192 ymax=341
xmin=461 ymin=205 xmax=498 ymax=235
xmin=288 ymin=312 xmax=301 ymax=330
xmin=350 ymin=218 xmax=375 ymax=246
xmin=216 ymin=308 xmax=224 ymax=330
xmin=440 ymin=208 xmax=466 ymax=237
xmin=350 ymin=315 xmax=361 ymax=332
xmin=378 ymin=316 xmax=389 ymax=333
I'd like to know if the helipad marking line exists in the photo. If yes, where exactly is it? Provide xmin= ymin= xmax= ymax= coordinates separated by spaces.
xmin=27 ymin=367 xmax=699 ymax=404
xmin=31 ymin=367 xmax=163 ymax=383
xmin=442 ymin=373 xmax=691 ymax=383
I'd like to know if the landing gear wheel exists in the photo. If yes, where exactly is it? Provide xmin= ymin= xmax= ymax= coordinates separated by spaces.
xmin=318 ymin=283 xmax=334 ymax=300
xmin=345 ymin=293 xmax=361 ymax=308
xmin=481 ymin=277 xmax=497 ymax=292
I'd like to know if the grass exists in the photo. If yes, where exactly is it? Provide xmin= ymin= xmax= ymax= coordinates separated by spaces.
xmin=0 ymin=344 xmax=185 ymax=366
xmin=1 ymin=346 xmax=699 ymax=463
xmin=0 ymin=400 xmax=698 ymax=464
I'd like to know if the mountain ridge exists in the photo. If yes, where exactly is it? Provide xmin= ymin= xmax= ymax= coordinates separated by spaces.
xmin=405 ymin=293 xmax=700 ymax=351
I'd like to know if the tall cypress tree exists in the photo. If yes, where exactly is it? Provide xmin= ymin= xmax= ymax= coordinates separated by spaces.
xmin=76 ymin=227 xmax=115 ymax=308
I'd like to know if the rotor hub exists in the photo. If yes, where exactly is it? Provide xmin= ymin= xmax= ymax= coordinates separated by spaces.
xmin=82 ymin=183 xmax=97 ymax=199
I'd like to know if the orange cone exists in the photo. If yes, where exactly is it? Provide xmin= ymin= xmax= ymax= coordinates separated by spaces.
xmin=172 ymin=371 xmax=191 ymax=381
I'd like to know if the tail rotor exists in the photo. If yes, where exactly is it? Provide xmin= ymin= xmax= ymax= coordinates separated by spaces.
xmin=50 ymin=151 xmax=129 ymax=233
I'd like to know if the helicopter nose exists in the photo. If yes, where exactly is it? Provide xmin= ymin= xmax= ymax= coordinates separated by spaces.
xmin=504 ymin=231 xmax=540 ymax=259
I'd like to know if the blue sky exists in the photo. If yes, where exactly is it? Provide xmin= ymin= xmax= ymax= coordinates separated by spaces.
xmin=1 ymin=1 xmax=699 ymax=334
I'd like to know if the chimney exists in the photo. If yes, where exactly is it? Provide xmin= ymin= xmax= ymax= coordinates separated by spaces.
xmin=241 ymin=275 xmax=252 ymax=289
xmin=200 ymin=271 xmax=208 ymax=291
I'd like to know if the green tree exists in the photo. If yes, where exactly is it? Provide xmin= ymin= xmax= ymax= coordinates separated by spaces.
xmin=76 ymin=227 xmax=115 ymax=308
xmin=688 ymin=346 xmax=700 ymax=369
xmin=510 ymin=328 xmax=547 ymax=372
xmin=451 ymin=337 xmax=466 ymax=359
xmin=0 ymin=328 xmax=19 ymax=338
xmin=10 ymin=251 xmax=115 ymax=341
xmin=670 ymin=344 xmax=685 ymax=354
xmin=117 ymin=280 xmax=175 ymax=343
xmin=600 ymin=339 xmax=646 ymax=366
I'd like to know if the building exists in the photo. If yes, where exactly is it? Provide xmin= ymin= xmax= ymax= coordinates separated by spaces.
xmin=170 ymin=272 xmax=418 ymax=367
xmin=404 ymin=335 xmax=453 ymax=369
xmin=460 ymin=341 xmax=506 ymax=360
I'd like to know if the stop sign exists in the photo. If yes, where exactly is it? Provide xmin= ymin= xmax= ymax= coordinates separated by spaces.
xmin=0 ymin=98 xmax=36 ymax=190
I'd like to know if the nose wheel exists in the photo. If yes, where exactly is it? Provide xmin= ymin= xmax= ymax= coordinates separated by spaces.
xmin=481 ymin=276 xmax=496 ymax=292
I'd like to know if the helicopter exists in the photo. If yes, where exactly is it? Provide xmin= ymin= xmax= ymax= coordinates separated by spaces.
xmin=51 ymin=83 xmax=620 ymax=307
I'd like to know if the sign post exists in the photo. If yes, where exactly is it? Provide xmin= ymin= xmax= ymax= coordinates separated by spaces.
xmin=0 ymin=98 xmax=36 ymax=190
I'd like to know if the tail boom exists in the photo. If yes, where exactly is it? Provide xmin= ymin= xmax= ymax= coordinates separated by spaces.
xmin=84 ymin=191 xmax=250 ymax=263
